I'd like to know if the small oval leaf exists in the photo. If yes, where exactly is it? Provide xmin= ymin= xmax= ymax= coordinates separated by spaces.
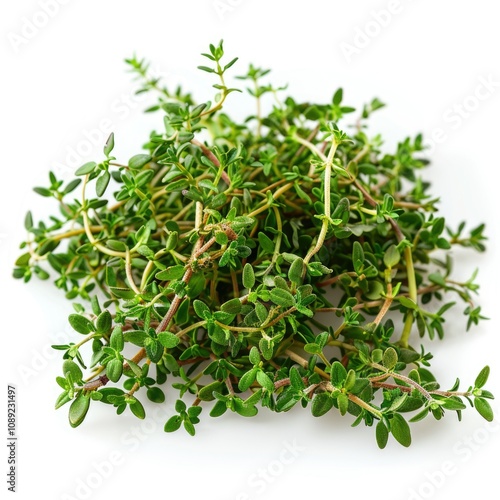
xmin=69 ymin=393 xmax=91 ymax=428
xmin=311 ymin=392 xmax=334 ymax=417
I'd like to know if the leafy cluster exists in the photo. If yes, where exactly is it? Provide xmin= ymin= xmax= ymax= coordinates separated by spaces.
xmin=15 ymin=41 xmax=493 ymax=447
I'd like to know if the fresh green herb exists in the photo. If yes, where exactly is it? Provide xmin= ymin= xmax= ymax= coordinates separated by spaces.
xmin=15 ymin=41 xmax=493 ymax=447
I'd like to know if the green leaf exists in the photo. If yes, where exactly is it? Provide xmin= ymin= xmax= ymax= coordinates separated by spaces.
xmin=352 ymin=241 xmax=364 ymax=268
xmin=193 ymin=300 xmax=211 ymax=319
xmin=55 ymin=391 xmax=71 ymax=410
xmin=224 ymin=57 xmax=239 ymax=70
xmin=399 ymin=396 xmax=424 ymax=413
xmin=16 ymin=252 xmax=31 ymax=268
xmin=158 ymin=332 xmax=180 ymax=349
xmin=429 ymin=272 xmax=447 ymax=287
xmin=249 ymin=346 xmax=260 ymax=365
xmin=376 ymin=421 xmax=389 ymax=449
xmin=409 ymin=407 xmax=430 ymax=423
xmin=69 ymin=393 xmax=91 ymax=428
xmin=390 ymin=414 xmax=412 ymax=447
xmin=221 ymin=298 xmax=242 ymax=314
xmin=398 ymin=297 xmax=418 ymax=310
xmin=259 ymin=338 xmax=274 ymax=360
xmin=95 ymin=310 xmax=112 ymax=334
xmin=37 ymin=239 xmax=59 ymax=256
xmin=24 ymin=211 xmax=33 ymax=231
xmin=33 ymin=186 xmax=52 ymax=197
xmin=388 ymin=394 xmax=409 ymax=412
xmin=68 ymin=314 xmax=95 ymax=335
xmin=34 ymin=266 xmax=49 ymax=280
xmin=304 ymin=343 xmax=322 ymax=355
xmin=96 ymin=170 xmax=111 ymax=197
xmin=145 ymin=338 xmax=164 ymax=363
xmin=198 ymin=381 xmax=223 ymax=402
xmin=183 ymin=419 xmax=196 ymax=436
xmin=238 ymin=367 xmax=258 ymax=391
xmin=344 ymin=369 xmax=356 ymax=391
xmin=269 ymin=288 xmax=295 ymax=308
xmin=338 ymin=393 xmax=349 ymax=416
xmin=479 ymin=390 xmax=494 ymax=400
xmin=288 ymin=257 xmax=305 ymax=284
xmin=475 ymin=366 xmax=490 ymax=389
xmin=383 ymin=245 xmax=400 ymax=268
xmin=333 ymin=88 xmax=343 ymax=105
xmin=188 ymin=406 xmax=202 ymax=420
xmin=242 ymin=263 xmax=255 ymax=289
xmin=330 ymin=361 xmax=348 ymax=387
xmin=254 ymin=302 xmax=268 ymax=323
xmin=106 ymin=358 xmax=123 ymax=383
xmin=129 ymin=398 xmax=146 ymax=419
xmin=63 ymin=360 xmax=83 ymax=382
xmin=258 ymin=232 xmax=275 ymax=254
xmin=125 ymin=359 xmax=143 ymax=378
xmin=137 ymin=245 xmax=154 ymax=260
xmin=98 ymin=388 xmax=125 ymax=404
xmin=209 ymin=400 xmax=227 ymax=417
xmin=436 ymin=237 xmax=451 ymax=250
xmin=440 ymin=397 xmax=466 ymax=411
xmin=274 ymin=276 xmax=290 ymax=290
xmin=106 ymin=240 xmax=127 ymax=251
xmin=311 ymin=392 xmax=334 ymax=417
xmin=289 ymin=367 xmax=305 ymax=391
xmin=474 ymin=397 xmax=494 ymax=422
xmin=63 ymin=178 xmax=82 ymax=195
xmin=215 ymin=231 xmax=228 ymax=246
xmin=156 ymin=265 xmax=185 ymax=281
xmin=256 ymin=370 xmax=274 ymax=391
xmin=175 ymin=298 xmax=190 ymax=326
xmin=399 ymin=348 xmax=420 ymax=364
xmin=75 ymin=161 xmax=97 ymax=176
xmin=104 ymin=132 xmax=115 ymax=156
xmin=175 ymin=399 xmax=187 ymax=413
xmin=276 ymin=390 xmax=300 ymax=412
xmin=123 ymin=330 xmax=148 ymax=346
xmin=165 ymin=231 xmax=178 ymax=251
xmin=198 ymin=65 xmax=215 ymax=73
xmin=199 ymin=179 xmax=218 ymax=191
xmin=233 ymin=400 xmax=258 ymax=418
xmin=165 ymin=178 xmax=190 ymax=192
xmin=164 ymin=415 xmax=182 ymax=432
xmin=129 ymin=154 xmax=152 ymax=169
xmin=382 ymin=347 xmax=398 ymax=370
xmin=76 ymin=242 xmax=94 ymax=257
xmin=110 ymin=326 xmax=124 ymax=352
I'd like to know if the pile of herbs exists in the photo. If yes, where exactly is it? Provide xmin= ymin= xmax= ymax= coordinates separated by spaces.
xmin=14 ymin=41 xmax=493 ymax=448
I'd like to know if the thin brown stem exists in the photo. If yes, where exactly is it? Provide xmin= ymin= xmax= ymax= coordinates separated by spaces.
xmin=191 ymin=139 xmax=231 ymax=185
xmin=372 ymin=283 xmax=393 ymax=327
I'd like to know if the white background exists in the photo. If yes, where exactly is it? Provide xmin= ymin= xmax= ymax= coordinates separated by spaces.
xmin=1 ymin=1 xmax=499 ymax=499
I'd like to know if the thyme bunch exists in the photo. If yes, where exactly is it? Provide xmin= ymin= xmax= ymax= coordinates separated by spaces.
xmin=14 ymin=41 xmax=493 ymax=447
